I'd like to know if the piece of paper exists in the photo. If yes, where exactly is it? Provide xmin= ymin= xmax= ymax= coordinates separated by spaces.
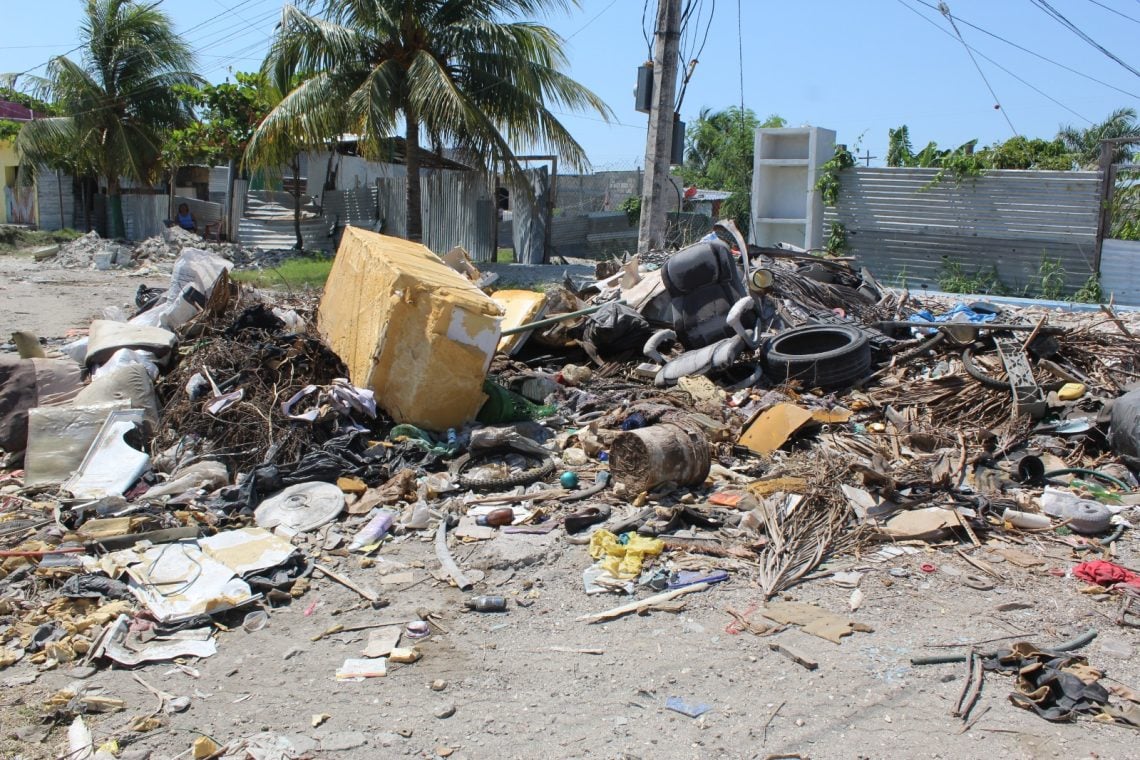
xmin=361 ymin=628 xmax=401 ymax=658
xmin=106 ymin=528 xmax=297 ymax=623
xmin=335 ymin=657 xmax=387 ymax=680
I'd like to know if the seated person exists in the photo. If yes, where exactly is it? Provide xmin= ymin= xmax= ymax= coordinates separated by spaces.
xmin=175 ymin=203 xmax=197 ymax=233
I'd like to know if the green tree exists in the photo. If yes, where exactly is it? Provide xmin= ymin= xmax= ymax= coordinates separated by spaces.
xmin=0 ymin=87 xmax=57 ymax=141
xmin=678 ymin=106 xmax=785 ymax=234
xmin=11 ymin=0 xmax=199 ymax=238
xmin=243 ymin=63 xmax=317 ymax=251
xmin=886 ymin=125 xmax=914 ymax=167
xmin=247 ymin=0 xmax=610 ymax=242
xmin=981 ymin=136 xmax=1072 ymax=170
xmin=1058 ymin=107 xmax=1140 ymax=167
xmin=164 ymin=73 xmax=272 ymax=168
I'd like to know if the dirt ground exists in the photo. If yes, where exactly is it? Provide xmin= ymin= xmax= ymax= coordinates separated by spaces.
xmin=3 ymin=524 xmax=1139 ymax=760
xmin=0 ymin=251 xmax=168 ymax=342
xmin=2 ymin=249 xmax=1140 ymax=760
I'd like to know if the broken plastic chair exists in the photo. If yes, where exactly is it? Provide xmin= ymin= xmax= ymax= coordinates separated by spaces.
xmin=643 ymin=296 xmax=763 ymax=389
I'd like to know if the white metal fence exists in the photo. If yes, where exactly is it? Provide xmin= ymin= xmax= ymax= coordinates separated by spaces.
xmin=825 ymin=167 xmax=1102 ymax=294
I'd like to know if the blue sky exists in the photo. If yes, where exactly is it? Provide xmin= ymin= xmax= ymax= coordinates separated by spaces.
xmin=3 ymin=0 xmax=1139 ymax=169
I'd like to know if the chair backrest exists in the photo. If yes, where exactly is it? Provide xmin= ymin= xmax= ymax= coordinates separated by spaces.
xmin=660 ymin=239 xmax=747 ymax=348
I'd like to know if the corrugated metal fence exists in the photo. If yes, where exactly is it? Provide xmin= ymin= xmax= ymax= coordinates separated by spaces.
xmin=825 ymin=167 xmax=1101 ymax=293
xmin=1099 ymin=238 xmax=1140 ymax=305
xmin=35 ymin=169 xmax=74 ymax=231
xmin=376 ymin=170 xmax=495 ymax=261
xmin=511 ymin=168 xmax=550 ymax=264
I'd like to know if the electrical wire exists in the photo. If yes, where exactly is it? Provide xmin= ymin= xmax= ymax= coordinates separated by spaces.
xmin=10 ymin=0 xmax=279 ymax=89
xmin=675 ymin=0 xmax=715 ymax=111
xmin=908 ymin=0 xmax=1140 ymax=99
xmin=565 ymin=0 xmax=620 ymax=41
xmin=1085 ymin=0 xmax=1140 ymax=25
xmin=897 ymin=0 xmax=1092 ymax=124
xmin=642 ymin=0 xmax=654 ymax=59
xmin=937 ymin=1 xmax=1018 ymax=136
xmin=737 ymin=0 xmax=746 ymax=126
xmin=1030 ymin=0 xmax=1140 ymax=79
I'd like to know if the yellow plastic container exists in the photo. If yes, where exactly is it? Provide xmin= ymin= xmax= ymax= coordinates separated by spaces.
xmin=318 ymin=228 xmax=503 ymax=431
xmin=1057 ymin=382 xmax=1086 ymax=401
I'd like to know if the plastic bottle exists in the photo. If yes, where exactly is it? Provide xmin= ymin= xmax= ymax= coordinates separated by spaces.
xmin=1001 ymin=508 xmax=1052 ymax=530
xmin=348 ymin=509 xmax=395 ymax=551
xmin=475 ymin=508 xmax=514 ymax=527
xmin=465 ymin=595 xmax=508 ymax=612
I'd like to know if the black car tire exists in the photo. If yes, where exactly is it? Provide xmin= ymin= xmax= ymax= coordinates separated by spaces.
xmin=762 ymin=325 xmax=871 ymax=389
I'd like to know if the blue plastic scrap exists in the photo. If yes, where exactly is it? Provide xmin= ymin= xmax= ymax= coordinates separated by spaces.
xmin=908 ymin=304 xmax=997 ymax=336
xmin=666 ymin=696 xmax=712 ymax=718
xmin=666 ymin=569 xmax=729 ymax=590
xmin=908 ymin=304 xmax=997 ymax=325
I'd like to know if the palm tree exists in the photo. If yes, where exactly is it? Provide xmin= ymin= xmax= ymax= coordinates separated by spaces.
xmin=248 ymin=0 xmax=611 ymax=242
xmin=1058 ymin=107 xmax=1140 ymax=168
xmin=242 ymin=66 xmax=311 ymax=250
xmin=12 ymin=0 xmax=199 ymax=238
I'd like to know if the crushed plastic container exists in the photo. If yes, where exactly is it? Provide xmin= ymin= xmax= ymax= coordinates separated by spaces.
xmin=317 ymin=229 xmax=503 ymax=431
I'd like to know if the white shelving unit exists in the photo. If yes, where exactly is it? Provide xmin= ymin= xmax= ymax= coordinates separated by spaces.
xmin=750 ymin=126 xmax=835 ymax=250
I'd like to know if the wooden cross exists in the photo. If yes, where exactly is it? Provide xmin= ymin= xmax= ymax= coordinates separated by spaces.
xmin=858 ymin=150 xmax=877 ymax=167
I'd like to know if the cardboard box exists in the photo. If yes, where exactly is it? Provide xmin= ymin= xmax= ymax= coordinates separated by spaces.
xmin=318 ymin=228 xmax=503 ymax=430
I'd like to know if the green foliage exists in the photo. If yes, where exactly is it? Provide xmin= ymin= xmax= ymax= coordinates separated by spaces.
xmin=165 ymin=72 xmax=271 ymax=167
xmin=936 ymin=255 xmax=1094 ymax=299
xmin=15 ymin=0 xmax=200 ymax=237
xmin=928 ymin=149 xmax=986 ymax=187
xmin=253 ymin=0 xmax=610 ymax=241
xmin=720 ymin=192 xmax=752 ymax=236
xmin=938 ymin=258 xmax=1010 ymax=295
xmin=1058 ymin=107 xmax=1140 ymax=168
xmin=1071 ymin=274 xmax=1105 ymax=304
xmin=816 ymin=144 xmax=855 ymax=206
xmin=0 ymin=226 xmax=83 ymax=252
xmin=1037 ymin=255 xmax=1066 ymax=301
xmin=893 ymin=265 xmax=910 ymax=290
xmin=229 ymin=256 xmax=333 ymax=289
xmin=885 ymin=126 xmax=987 ymax=185
xmin=825 ymin=222 xmax=848 ymax=255
xmin=619 ymin=195 xmax=641 ymax=226
xmin=0 ymin=87 xmax=58 ymax=141
xmin=886 ymin=126 xmax=913 ymax=168
xmin=886 ymin=126 xmax=1087 ymax=187
xmin=677 ymin=107 xmax=784 ymax=234
xmin=984 ymin=136 xmax=1072 ymax=170
xmin=1110 ymin=168 xmax=1140 ymax=241
xmin=0 ymin=86 xmax=58 ymax=116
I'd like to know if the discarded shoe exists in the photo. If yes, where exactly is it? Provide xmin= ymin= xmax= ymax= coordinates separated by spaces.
xmin=563 ymin=504 xmax=611 ymax=533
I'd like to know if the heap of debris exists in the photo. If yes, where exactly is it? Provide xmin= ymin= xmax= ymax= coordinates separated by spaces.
xmin=3 ymin=222 xmax=1140 ymax=756
xmin=44 ymin=227 xmax=251 ymax=270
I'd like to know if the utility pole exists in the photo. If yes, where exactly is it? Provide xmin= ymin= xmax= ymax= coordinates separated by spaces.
xmin=637 ymin=0 xmax=682 ymax=254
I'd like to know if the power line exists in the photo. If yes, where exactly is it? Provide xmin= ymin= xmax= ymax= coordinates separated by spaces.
xmin=736 ymin=0 xmax=745 ymax=124
xmin=1030 ymin=0 xmax=1140 ymax=79
xmin=898 ymin=0 xmax=1092 ymax=124
xmin=565 ymin=0 xmax=620 ymax=41
xmin=1085 ymin=0 xmax=1140 ymax=25
xmin=937 ymin=2 xmax=1018 ymax=135
xmin=908 ymin=0 xmax=1140 ymax=99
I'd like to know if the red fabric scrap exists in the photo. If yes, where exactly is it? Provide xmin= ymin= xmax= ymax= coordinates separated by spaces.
xmin=1072 ymin=559 xmax=1140 ymax=590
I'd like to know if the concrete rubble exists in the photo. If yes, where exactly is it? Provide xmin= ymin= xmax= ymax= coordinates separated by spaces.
xmin=2 ymin=221 xmax=1140 ymax=757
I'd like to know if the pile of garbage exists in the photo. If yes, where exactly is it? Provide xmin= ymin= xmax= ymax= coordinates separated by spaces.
xmin=44 ymin=227 xmax=249 ymax=270
xmin=3 ymin=221 xmax=1140 ymax=754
